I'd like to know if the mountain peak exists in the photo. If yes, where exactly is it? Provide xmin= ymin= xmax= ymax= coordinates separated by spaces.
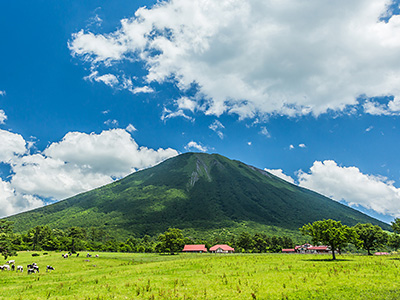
xmin=6 ymin=152 xmax=390 ymax=238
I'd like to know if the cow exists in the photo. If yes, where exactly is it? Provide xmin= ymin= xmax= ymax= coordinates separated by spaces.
xmin=16 ymin=266 xmax=23 ymax=272
xmin=27 ymin=268 xmax=36 ymax=274
xmin=2 ymin=265 xmax=10 ymax=271
xmin=62 ymin=253 xmax=69 ymax=258
xmin=11 ymin=264 xmax=15 ymax=271
xmin=46 ymin=265 xmax=55 ymax=272
xmin=6 ymin=260 xmax=15 ymax=264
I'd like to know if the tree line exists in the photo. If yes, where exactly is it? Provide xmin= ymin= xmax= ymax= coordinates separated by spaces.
xmin=300 ymin=219 xmax=400 ymax=260
xmin=0 ymin=221 xmax=294 ymax=259
xmin=1 ymin=218 xmax=400 ymax=260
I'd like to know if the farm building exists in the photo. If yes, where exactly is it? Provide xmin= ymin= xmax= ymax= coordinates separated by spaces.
xmin=282 ymin=244 xmax=333 ymax=254
xmin=182 ymin=244 xmax=208 ymax=253
xmin=281 ymin=248 xmax=296 ymax=253
xmin=210 ymin=244 xmax=235 ymax=253
xmin=307 ymin=246 xmax=330 ymax=254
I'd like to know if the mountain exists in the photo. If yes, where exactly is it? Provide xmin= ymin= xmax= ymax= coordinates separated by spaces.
xmin=6 ymin=153 xmax=390 ymax=239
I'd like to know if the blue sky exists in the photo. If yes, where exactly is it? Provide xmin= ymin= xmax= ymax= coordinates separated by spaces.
xmin=1 ymin=0 xmax=400 ymax=223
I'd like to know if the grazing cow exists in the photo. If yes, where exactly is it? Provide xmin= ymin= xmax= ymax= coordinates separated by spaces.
xmin=2 ymin=265 xmax=10 ymax=271
xmin=0 ymin=266 xmax=3 ymax=271
xmin=86 ymin=253 xmax=92 ymax=258
xmin=27 ymin=268 xmax=36 ymax=274
xmin=7 ymin=260 xmax=15 ymax=264
xmin=76 ymin=253 xmax=79 ymax=257
xmin=63 ymin=253 xmax=69 ymax=258
xmin=17 ymin=266 xmax=23 ymax=272
xmin=95 ymin=254 xmax=99 ymax=258
xmin=11 ymin=264 xmax=15 ymax=271
xmin=46 ymin=265 xmax=55 ymax=272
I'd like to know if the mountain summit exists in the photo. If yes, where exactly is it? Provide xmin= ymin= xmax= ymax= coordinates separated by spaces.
xmin=7 ymin=153 xmax=389 ymax=237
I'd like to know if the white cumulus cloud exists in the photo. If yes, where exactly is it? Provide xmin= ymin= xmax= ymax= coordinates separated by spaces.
xmin=298 ymin=160 xmax=400 ymax=217
xmin=0 ymin=110 xmax=7 ymax=124
xmin=0 ymin=128 xmax=178 ymax=217
xmin=69 ymin=0 xmax=400 ymax=118
xmin=265 ymin=168 xmax=295 ymax=184
xmin=185 ymin=141 xmax=208 ymax=152
xmin=0 ymin=129 xmax=27 ymax=163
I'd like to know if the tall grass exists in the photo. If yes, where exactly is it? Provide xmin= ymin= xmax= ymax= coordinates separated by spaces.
xmin=1 ymin=252 xmax=399 ymax=299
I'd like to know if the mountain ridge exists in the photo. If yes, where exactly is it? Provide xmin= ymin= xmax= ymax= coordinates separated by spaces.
xmin=5 ymin=152 xmax=390 ymax=239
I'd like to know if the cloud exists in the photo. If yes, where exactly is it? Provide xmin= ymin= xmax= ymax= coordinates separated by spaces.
xmin=365 ymin=126 xmax=374 ymax=132
xmin=176 ymin=97 xmax=198 ymax=113
xmin=209 ymin=120 xmax=224 ymax=139
xmin=259 ymin=127 xmax=271 ymax=138
xmin=104 ymin=119 xmax=119 ymax=127
xmin=126 ymin=124 xmax=137 ymax=133
xmin=289 ymin=145 xmax=294 ymax=150
xmin=132 ymin=86 xmax=154 ymax=94
xmin=0 ymin=179 xmax=44 ymax=218
xmin=364 ymin=96 xmax=400 ymax=116
xmin=185 ymin=141 xmax=208 ymax=152
xmin=70 ymin=0 xmax=400 ymax=119
xmin=298 ymin=160 xmax=400 ymax=217
xmin=0 ymin=128 xmax=178 ymax=217
xmin=299 ymin=143 xmax=306 ymax=148
xmin=0 ymin=110 xmax=7 ymax=124
xmin=161 ymin=107 xmax=192 ymax=121
xmin=0 ymin=90 xmax=5 ymax=96
xmin=265 ymin=168 xmax=295 ymax=184
xmin=0 ymin=129 xmax=27 ymax=163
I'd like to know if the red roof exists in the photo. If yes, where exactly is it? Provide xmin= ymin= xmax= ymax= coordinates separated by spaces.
xmin=308 ymin=246 xmax=329 ymax=251
xmin=182 ymin=244 xmax=208 ymax=252
xmin=282 ymin=249 xmax=295 ymax=252
xmin=374 ymin=252 xmax=390 ymax=255
xmin=209 ymin=244 xmax=235 ymax=252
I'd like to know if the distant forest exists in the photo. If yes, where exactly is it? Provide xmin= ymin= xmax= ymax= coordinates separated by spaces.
xmin=1 ymin=219 xmax=400 ymax=260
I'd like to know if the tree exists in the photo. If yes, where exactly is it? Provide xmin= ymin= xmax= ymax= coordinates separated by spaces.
xmin=300 ymin=219 xmax=357 ymax=260
xmin=236 ymin=232 xmax=255 ymax=252
xmin=67 ymin=227 xmax=86 ymax=253
xmin=156 ymin=228 xmax=185 ymax=254
xmin=353 ymin=223 xmax=388 ymax=255
xmin=388 ymin=233 xmax=400 ymax=251
xmin=391 ymin=218 xmax=400 ymax=234
xmin=0 ymin=220 xmax=17 ymax=260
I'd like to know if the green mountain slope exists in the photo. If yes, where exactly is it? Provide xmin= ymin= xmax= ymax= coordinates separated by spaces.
xmin=6 ymin=153 xmax=390 ymax=238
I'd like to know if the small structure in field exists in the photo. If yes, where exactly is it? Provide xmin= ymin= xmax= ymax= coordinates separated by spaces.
xmin=210 ymin=244 xmax=235 ymax=253
xmin=282 ymin=248 xmax=296 ymax=253
xmin=282 ymin=243 xmax=333 ymax=254
xmin=307 ymin=246 xmax=330 ymax=254
xmin=182 ymin=244 xmax=208 ymax=253
xmin=374 ymin=252 xmax=390 ymax=255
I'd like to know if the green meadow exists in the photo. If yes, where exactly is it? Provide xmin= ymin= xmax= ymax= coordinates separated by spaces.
xmin=1 ymin=252 xmax=399 ymax=299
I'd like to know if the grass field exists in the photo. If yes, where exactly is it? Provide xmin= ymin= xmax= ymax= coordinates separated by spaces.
xmin=1 ymin=251 xmax=400 ymax=299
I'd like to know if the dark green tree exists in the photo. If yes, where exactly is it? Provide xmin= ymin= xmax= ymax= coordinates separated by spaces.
xmin=391 ymin=218 xmax=400 ymax=234
xmin=67 ymin=227 xmax=86 ymax=253
xmin=156 ymin=228 xmax=185 ymax=254
xmin=354 ymin=223 xmax=388 ymax=255
xmin=300 ymin=219 xmax=357 ymax=260
xmin=0 ymin=220 xmax=17 ymax=260
xmin=236 ymin=232 xmax=255 ymax=252
xmin=388 ymin=233 xmax=400 ymax=251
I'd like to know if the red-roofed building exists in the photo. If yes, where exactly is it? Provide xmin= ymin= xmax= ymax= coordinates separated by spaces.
xmin=182 ymin=244 xmax=208 ymax=253
xmin=210 ymin=244 xmax=235 ymax=253
xmin=282 ymin=249 xmax=296 ymax=253
xmin=307 ymin=246 xmax=330 ymax=253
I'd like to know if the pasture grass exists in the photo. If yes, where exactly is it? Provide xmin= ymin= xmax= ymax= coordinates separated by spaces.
xmin=1 ymin=252 xmax=400 ymax=299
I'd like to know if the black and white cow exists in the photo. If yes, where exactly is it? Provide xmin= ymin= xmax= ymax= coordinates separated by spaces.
xmin=16 ymin=266 xmax=23 ymax=272
xmin=46 ymin=265 xmax=55 ymax=272
xmin=27 ymin=268 xmax=36 ymax=274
